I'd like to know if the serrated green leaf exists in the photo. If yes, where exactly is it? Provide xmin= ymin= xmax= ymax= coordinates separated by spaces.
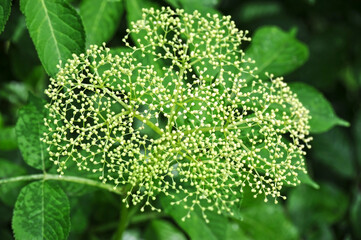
xmin=15 ymin=95 xmax=50 ymax=170
xmin=12 ymin=181 xmax=70 ymax=240
xmin=0 ymin=159 xmax=27 ymax=206
xmin=239 ymin=202 xmax=299 ymax=240
xmin=144 ymin=219 xmax=187 ymax=240
xmin=0 ymin=0 xmax=12 ymax=34
xmin=160 ymin=194 xmax=229 ymax=240
xmin=312 ymin=128 xmax=355 ymax=178
xmin=80 ymin=0 xmax=123 ymax=47
xmin=246 ymin=26 xmax=309 ymax=77
xmin=20 ymin=0 xmax=85 ymax=76
xmin=289 ymin=82 xmax=349 ymax=133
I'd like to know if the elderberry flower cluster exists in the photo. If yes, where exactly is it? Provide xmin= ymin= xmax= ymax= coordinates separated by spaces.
xmin=43 ymin=7 xmax=312 ymax=220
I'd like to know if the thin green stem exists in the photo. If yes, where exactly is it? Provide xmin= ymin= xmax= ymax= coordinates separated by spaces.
xmin=0 ymin=173 xmax=125 ymax=195
xmin=182 ymin=116 xmax=259 ymax=135
xmin=133 ymin=113 xmax=163 ymax=136
xmin=167 ymin=66 xmax=186 ymax=132
xmin=112 ymin=200 xmax=135 ymax=240
xmin=103 ymin=87 xmax=164 ymax=136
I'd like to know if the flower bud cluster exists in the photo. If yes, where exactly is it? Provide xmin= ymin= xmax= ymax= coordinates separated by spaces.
xmin=43 ymin=7 xmax=312 ymax=220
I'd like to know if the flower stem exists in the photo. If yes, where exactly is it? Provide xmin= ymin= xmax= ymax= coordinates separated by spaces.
xmin=0 ymin=173 xmax=125 ymax=195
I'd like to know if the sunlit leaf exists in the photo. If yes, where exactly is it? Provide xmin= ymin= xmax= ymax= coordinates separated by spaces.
xmin=20 ymin=0 xmax=85 ymax=76
xmin=80 ymin=0 xmax=123 ymax=46
xmin=246 ymin=26 xmax=309 ymax=77
xmin=238 ymin=202 xmax=299 ymax=240
xmin=289 ymin=82 xmax=349 ymax=133
xmin=0 ymin=0 xmax=11 ymax=34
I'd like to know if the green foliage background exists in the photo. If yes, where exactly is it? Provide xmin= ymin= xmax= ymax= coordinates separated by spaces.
xmin=0 ymin=0 xmax=360 ymax=239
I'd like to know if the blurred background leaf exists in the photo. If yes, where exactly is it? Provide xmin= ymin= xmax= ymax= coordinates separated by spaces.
xmin=287 ymin=183 xmax=349 ymax=238
xmin=80 ymin=0 xmax=123 ymax=47
xmin=0 ymin=158 xmax=26 ymax=206
xmin=0 ymin=0 xmax=360 ymax=239
xmin=0 ymin=0 xmax=12 ymax=34
xmin=311 ymin=128 xmax=355 ymax=178
xmin=289 ymin=82 xmax=349 ymax=133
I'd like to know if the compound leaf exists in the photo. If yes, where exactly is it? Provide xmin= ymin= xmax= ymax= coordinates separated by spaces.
xmin=12 ymin=181 xmax=70 ymax=240
xmin=20 ymin=0 xmax=85 ymax=76
xmin=80 ymin=0 xmax=123 ymax=47
xmin=289 ymin=82 xmax=349 ymax=133
xmin=15 ymin=95 xmax=50 ymax=170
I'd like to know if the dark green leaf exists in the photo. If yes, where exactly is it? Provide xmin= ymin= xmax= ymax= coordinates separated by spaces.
xmin=238 ymin=202 xmax=299 ymax=240
xmin=239 ymin=2 xmax=282 ymax=22
xmin=0 ymin=0 xmax=11 ymax=34
xmin=354 ymin=108 xmax=361 ymax=166
xmin=351 ymin=193 xmax=361 ymax=238
xmin=0 ymin=126 xmax=18 ymax=150
xmin=144 ymin=219 xmax=187 ymax=240
xmin=164 ymin=0 xmax=181 ymax=8
xmin=15 ymin=95 xmax=50 ymax=170
xmin=289 ymin=82 xmax=349 ymax=133
xmin=312 ymin=128 xmax=355 ymax=178
xmin=0 ymin=159 xmax=26 ymax=206
xmin=69 ymin=198 xmax=88 ymax=234
xmin=287 ymin=183 xmax=348 ymax=232
xmin=246 ymin=26 xmax=309 ymax=77
xmin=20 ymin=0 xmax=85 ymax=76
xmin=12 ymin=181 xmax=70 ymax=240
xmin=161 ymin=194 xmax=229 ymax=240
xmin=297 ymin=171 xmax=319 ymax=189
xmin=80 ymin=0 xmax=123 ymax=46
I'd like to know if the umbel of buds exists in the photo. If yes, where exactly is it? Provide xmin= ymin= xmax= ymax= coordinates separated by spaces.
xmin=43 ymin=7 xmax=312 ymax=220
